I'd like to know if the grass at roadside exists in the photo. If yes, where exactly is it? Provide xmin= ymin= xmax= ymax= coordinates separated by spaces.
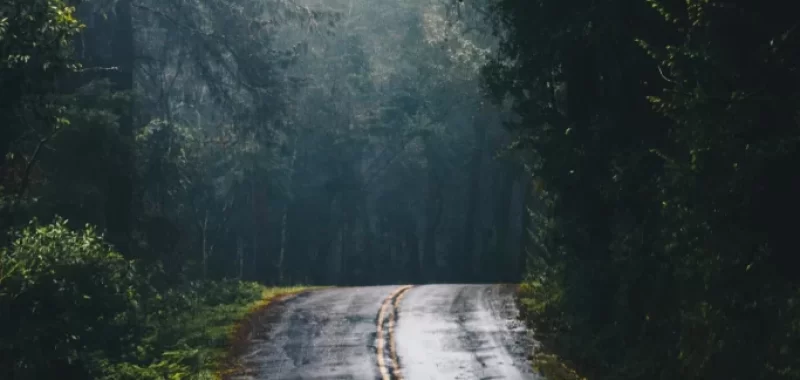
xmin=219 ymin=285 xmax=326 ymax=378
xmin=101 ymin=282 xmax=322 ymax=380
xmin=516 ymin=281 xmax=587 ymax=380
xmin=0 ymin=219 xmax=323 ymax=380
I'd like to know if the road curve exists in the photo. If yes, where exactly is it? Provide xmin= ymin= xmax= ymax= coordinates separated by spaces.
xmin=395 ymin=284 xmax=538 ymax=380
xmin=229 ymin=284 xmax=538 ymax=380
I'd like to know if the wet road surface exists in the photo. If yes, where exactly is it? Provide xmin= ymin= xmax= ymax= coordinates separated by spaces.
xmin=230 ymin=284 xmax=538 ymax=380
xmin=395 ymin=284 xmax=537 ymax=380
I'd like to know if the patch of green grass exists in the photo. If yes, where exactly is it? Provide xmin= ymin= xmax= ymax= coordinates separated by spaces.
xmin=100 ymin=282 xmax=322 ymax=380
xmin=0 ymin=219 xmax=326 ymax=380
xmin=219 ymin=285 xmax=327 ymax=378
xmin=517 ymin=281 xmax=586 ymax=380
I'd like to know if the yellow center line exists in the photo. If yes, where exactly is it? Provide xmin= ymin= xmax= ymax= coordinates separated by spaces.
xmin=376 ymin=285 xmax=414 ymax=380
xmin=389 ymin=287 xmax=411 ymax=380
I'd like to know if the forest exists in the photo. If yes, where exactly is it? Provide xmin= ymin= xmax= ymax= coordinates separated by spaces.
xmin=1 ymin=0 xmax=799 ymax=379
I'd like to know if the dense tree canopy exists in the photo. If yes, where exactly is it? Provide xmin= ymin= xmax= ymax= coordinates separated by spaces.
xmin=482 ymin=0 xmax=800 ymax=378
xmin=2 ymin=0 xmax=524 ymax=286
xmin=2 ymin=0 xmax=799 ymax=378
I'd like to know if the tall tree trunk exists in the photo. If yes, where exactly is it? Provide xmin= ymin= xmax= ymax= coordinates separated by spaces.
xmin=202 ymin=210 xmax=209 ymax=279
xmin=492 ymin=164 xmax=515 ymax=282
xmin=251 ymin=178 xmax=259 ymax=282
xmin=360 ymin=199 xmax=376 ymax=285
xmin=278 ymin=144 xmax=298 ymax=284
xmin=104 ymin=0 xmax=134 ymax=255
xmin=462 ymin=115 xmax=485 ymax=282
xmin=237 ymin=236 xmax=244 ymax=279
xmin=518 ymin=177 xmax=535 ymax=280
xmin=277 ymin=209 xmax=289 ymax=284
xmin=422 ymin=143 xmax=443 ymax=282
xmin=339 ymin=218 xmax=349 ymax=285
xmin=404 ymin=216 xmax=419 ymax=283
xmin=315 ymin=192 xmax=337 ymax=285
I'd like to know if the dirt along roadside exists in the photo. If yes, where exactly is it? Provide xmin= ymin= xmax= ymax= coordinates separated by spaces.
xmin=220 ymin=286 xmax=323 ymax=379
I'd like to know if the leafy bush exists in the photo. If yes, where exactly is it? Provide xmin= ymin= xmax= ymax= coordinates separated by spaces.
xmin=0 ymin=218 xmax=313 ymax=380
xmin=118 ymin=280 xmax=266 ymax=379
xmin=0 ymin=217 xmax=142 ymax=379
xmin=97 ymin=282 xmax=312 ymax=380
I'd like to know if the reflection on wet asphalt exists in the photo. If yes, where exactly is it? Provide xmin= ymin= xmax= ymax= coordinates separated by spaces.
xmin=395 ymin=284 xmax=538 ymax=380
xmin=230 ymin=284 xmax=538 ymax=380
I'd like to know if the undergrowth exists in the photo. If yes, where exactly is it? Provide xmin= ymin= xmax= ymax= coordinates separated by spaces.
xmin=100 ymin=282 xmax=315 ymax=380
xmin=0 ymin=218 xmax=316 ymax=380
xmin=517 ymin=280 xmax=586 ymax=380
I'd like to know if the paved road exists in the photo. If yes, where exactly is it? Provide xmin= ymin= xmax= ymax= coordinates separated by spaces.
xmin=230 ymin=284 xmax=538 ymax=380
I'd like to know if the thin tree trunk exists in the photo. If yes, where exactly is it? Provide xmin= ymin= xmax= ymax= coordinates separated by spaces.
xmin=423 ymin=191 xmax=443 ymax=281
xmin=277 ymin=210 xmax=289 ymax=284
xmin=15 ymin=135 xmax=52 ymax=198
xmin=404 ymin=216 xmax=419 ymax=283
xmin=316 ymin=193 xmax=337 ymax=284
xmin=518 ymin=177 xmax=535 ymax=279
xmin=339 ymin=219 xmax=349 ymax=285
xmin=237 ymin=236 xmax=244 ymax=279
xmin=360 ymin=199 xmax=376 ymax=285
xmin=462 ymin=115 xmax=485 ymax=282
xmin=202 ymin=210 xmax=208 ymax=279
xmin=422 ymin=142 xmax=444 ymax=282
xmin=251 ymin=178 xmax=258 ymax=281
xmin=278 ymin=144 xmax=297 ymax=284
xmin=104 ymin=0 xmax=135 ymax=255
xmin=492 ymin=165 xmax=515 ymax=281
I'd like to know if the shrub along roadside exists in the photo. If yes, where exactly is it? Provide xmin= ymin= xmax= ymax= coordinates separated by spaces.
xmin=0 ymin=218 xmax=316 ymax=380
xmin=517 ymin=281 xmax=586 ymax=380
xmin=100 ymin=282 xmax=317 ymax=380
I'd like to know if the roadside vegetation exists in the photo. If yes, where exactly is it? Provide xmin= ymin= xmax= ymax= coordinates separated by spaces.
xmin=4 ymin=0 xmax=799 ymax=379
xmin=0 ymin=218 xmax=311 ymax=379
xmin=1 ymin=1 xmax=317 ymax=378
xmin=482 ymin=0 xmax=800 ymax=379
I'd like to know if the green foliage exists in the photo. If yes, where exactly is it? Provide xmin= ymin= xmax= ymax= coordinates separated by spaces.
xmin=97 ymin=281 xmax=311 ymax=380
xmin=93 ymin=280 xmax=262 ymax=380
xmin=0 ymin=218 xmax=311 ymax=380
xmin=0 ymin=0 xmax=82 ymax=71
xmin=0 ymin=0 xmax=86 ymax=234
xmin=486 ymin=0 xmax=800 ymax=379
xmin=0 ymin=218 xmax=141 ymax=379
